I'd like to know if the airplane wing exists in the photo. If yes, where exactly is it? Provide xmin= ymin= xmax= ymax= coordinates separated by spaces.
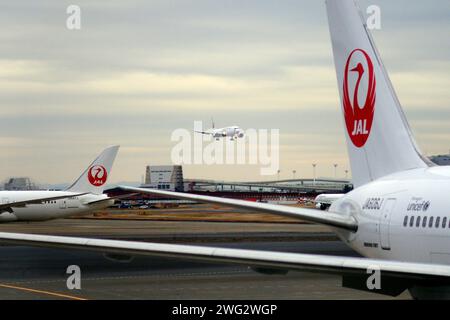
xmin=118 ymin=186 xmax=357 ymax=231
xmin=1 ymin=231 xmax=449 ymax=291
xmin=84 ymin=198 xmax=114 ymax=206
xmin=0 ymin=193 xmax=88 ymax=212
xmin=84 ymin=193 xmax=140 ymax=206
xmin=194 ymin=130 xmax=213 ymax=135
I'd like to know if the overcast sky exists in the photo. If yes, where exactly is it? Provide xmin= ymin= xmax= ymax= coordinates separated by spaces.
xmin=0 ymin=0 xmax=449 ymax=185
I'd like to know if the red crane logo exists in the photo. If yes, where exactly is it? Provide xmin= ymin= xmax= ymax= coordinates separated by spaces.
xmin=343 ymin=48 xmax=376 ymax=148
xmin=88 ymin=165 xmax=108 ymax=186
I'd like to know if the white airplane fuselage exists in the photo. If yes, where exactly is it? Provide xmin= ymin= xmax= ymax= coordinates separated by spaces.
xmin=211 ymin=126 xmax=244 ymax=139
xmin=0 ymin=191 xmax=113 ymax=222
xmin=334 ymin=165 xmax=450 ymax=265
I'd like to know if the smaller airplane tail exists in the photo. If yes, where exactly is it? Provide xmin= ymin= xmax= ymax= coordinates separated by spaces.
xmin=66 ymin=145 xmax=119 ymax=195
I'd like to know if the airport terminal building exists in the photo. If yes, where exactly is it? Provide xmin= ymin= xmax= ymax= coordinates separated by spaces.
xmin=141 ymin=165 xmax=184 ymax=192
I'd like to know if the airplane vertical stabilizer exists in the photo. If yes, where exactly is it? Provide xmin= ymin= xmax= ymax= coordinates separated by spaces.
xmin=66 ymin=146 xmax=119 ymax=195
xmin=325 ymin=0 xmax=432 ymax=187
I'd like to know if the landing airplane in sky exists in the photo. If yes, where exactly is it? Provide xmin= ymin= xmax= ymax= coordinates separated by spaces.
xmin=1 ymin=0 xmax=450 ymax=299
xmin=195 ymin=119 xmax=245 ymax=141
xmin=0 ymin=146 xmax=119 ymax=222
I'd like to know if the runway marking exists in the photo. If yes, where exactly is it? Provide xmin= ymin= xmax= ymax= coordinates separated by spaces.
xmin=0 ymin=283 xmax=87 ymax=300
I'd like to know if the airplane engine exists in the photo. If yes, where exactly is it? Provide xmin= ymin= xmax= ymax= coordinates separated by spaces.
xmin=315 ymin=202 xmax=330 ymax=210
xmin=0 ymin=212 xmax=18 ymax=222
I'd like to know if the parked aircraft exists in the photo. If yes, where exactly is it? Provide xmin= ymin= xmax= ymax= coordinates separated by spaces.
xmin=314 ymin=193 xmax=344 ymax=210
xmin=0 ymin=146 xmax=119 ymax=222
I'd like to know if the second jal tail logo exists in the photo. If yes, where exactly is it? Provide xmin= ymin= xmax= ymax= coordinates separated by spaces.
xmin=343 ymin=48 xmax=376 ymax=148
xmin=88 ymin=165 xmax=108 ymax=186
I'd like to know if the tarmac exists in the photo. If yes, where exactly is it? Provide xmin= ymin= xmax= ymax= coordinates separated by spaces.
xmin=0 ymin=218 xmax=411 ymax=299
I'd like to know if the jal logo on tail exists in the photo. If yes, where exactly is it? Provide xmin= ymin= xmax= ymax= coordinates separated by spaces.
xmin=88 ymin=165 xmax=108 ymax=186
xmin=343 ymin=48 xmax=376 ymax=148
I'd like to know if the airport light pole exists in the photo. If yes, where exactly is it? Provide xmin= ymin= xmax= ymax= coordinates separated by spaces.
xmin=312 ymin=163 xmax=317 ymax=185
xmin=345 ymin=169 xmax=349 ymax=179
xmin=333 ymin=164 xmax=338 ymax=179
xmin=277 ymin=169 xmax=281 ymax=181
xmin=292 ymin=170 xmax=296 ymax=180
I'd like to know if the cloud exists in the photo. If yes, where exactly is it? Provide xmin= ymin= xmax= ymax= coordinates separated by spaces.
xmin=0 ymin=0 xmax=448 ymax=183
